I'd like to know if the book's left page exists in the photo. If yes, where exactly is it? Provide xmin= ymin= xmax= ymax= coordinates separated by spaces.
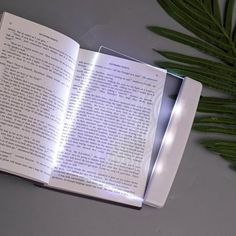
xmin=0 ymin=12 xmax=80 ymax=183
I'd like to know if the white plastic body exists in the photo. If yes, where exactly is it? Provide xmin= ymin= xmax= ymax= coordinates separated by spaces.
xmin=144 ymin=77 xmax=202 ymax=207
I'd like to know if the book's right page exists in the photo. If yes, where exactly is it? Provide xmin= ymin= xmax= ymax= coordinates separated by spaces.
xmin=48 ymin=49 xmax=166 ymax=207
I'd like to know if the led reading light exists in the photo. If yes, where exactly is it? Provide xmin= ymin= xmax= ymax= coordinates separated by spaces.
xmin=97 ymin=47 xmax=202 ymax=207
xmin=144 ymin=78 xmax=202 ymax=207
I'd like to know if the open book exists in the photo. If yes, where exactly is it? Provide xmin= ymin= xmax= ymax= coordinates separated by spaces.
xmin=0 ymin=12 xmax=167 ymax=207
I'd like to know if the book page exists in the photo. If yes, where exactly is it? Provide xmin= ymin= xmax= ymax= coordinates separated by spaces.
xmin=0 ymin=13 xmax=79 ymax=182
xmin=49 ymin=49 xmax=166 ymax=206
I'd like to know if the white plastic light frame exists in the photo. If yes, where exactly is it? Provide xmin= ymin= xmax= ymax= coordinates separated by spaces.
xmin=144 ymin=77 xmax=202 ymax=207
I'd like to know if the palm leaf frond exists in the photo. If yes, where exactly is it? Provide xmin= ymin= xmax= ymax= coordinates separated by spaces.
xmin=148 ymin=26 xmax=236 ymax=65
xmin=193 ymin=126 xmax=236 ymax=135
xmin=194 ymin=116 xmax=236 ymax=125
xmin=199 ymin=96 xmax=236 ymax=105
xmin=156 ymin=51 xmax=236 ymax=76
xmin=148 ymin=0 xmax=236 ymax=170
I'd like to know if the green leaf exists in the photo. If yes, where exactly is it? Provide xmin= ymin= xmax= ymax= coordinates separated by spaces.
xmin=195 ymin=116 xmax=236 ymax=125
xmin=148 ymin=26 xmax=236 ymax=65
xmin=193 ymin=125 xmax=236 ymax=135
xmin=213 ymin=148 xmax=236 ymax=157
xmin=201 ymin=139 xmax=236 ymax=168
xmin=201 ymin=140 xmax=236 ymax=149
xmin=224 ymin=0 xmax=235 ymax=36
xmin=183 ymin=0 xmax=208 ymax=15
xmin=157 ymin=0 xmax=229 ymax=49
xmin=166 ymin=0 xmax=221 ymax=33
xmin=156 ymin=61 xmax=236 ymax=95
xmin=199 ymin=96 xmax=236 ymax=105
xmin=156 ymin=51 xmax=236 ymax=76
xmin=197 ymin=103 xmax=236 ymax=115
xmin=156 ymin=61 xmax=236 ymax=84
